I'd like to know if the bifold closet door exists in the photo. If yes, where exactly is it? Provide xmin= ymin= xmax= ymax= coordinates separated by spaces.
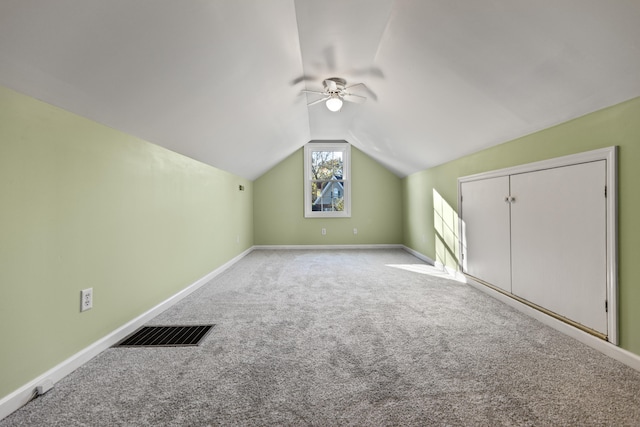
xmin=510 ymin=161 xmax=607 ymax=335
xmin=460 ymin=176 xmax=511 ymax=292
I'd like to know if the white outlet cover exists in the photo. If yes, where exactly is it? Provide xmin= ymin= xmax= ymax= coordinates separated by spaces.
xmin=81 ymin=288 xmax=93 ymax=312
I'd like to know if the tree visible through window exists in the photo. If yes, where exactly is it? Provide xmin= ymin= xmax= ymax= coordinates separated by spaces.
xmin=304 ymin=142 xmax=351 ymax=218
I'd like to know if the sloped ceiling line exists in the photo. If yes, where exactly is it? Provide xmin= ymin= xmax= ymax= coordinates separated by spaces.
xmin=0 ymin=0 xmax=639 ymax=180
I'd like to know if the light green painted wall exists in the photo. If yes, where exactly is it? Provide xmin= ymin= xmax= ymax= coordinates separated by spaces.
xmin=0 ymin=86 xmax=253 ymax=399
xmin=3 ymin=78 xmax=638 ymax=402
xmin=402 ymin=96 xmax=640 ymax=354
xmin=254 ymin=146 xmax=403 ymax=245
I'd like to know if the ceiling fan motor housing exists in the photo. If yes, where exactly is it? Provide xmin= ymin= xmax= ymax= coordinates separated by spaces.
xmin=303 ymin=77 xmax=367 ymax=110
xmin=324 ymin=77 xmax=347 ymax=93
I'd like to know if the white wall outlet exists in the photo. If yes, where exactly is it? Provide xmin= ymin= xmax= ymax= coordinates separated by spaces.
xmin=321 ymin=228 xmax=326 ymax=235
xmin=353 ymin=228 xmax=358 ymax=235
xmin=80 ymin=288 xmax=93 ymax=312
xmin=236 ymin=235 xmax=240 ymax=244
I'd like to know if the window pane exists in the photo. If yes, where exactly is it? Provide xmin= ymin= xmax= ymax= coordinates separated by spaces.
xmin=304 ymin=143 xmax=350 ymax=218
xmin=311 ymin=151 xmax=344 ymax=180
xmin=310 ymin=181 xmax=345 ymax=212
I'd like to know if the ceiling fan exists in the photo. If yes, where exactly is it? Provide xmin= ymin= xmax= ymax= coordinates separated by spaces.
xmin=302 ymin=77 xmax=367 ymax=112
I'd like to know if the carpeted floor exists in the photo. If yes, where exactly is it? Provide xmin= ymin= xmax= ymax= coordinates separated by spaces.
xmin=2 ymin=249 xmax=640 ymax=426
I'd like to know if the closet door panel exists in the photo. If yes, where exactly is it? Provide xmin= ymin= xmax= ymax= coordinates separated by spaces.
xmin=461 ymin=176 xmax=511 ymax=292
xmin=510 ymin=161 xmax=607 ymax=334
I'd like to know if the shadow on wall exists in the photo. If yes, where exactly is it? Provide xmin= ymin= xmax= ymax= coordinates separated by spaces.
xmin=433 ymin=189 xmax=461 ymax=274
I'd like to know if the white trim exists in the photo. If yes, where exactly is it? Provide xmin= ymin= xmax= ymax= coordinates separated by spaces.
xmin=253 ymin=244 xmax=403 ymax=250
xmin=434 ymin=260 xmax=467 ymax=282
xmin=457 ymin=146 xmax=618 ymax=344
xmin=401 ymin=246 xmax=470 ymax=281
xmin=466 ymin=275 xmax=640 ymax=372
xmin=401 ymin=245 xmax=436 ymax=265
xmin=3 ymin=243 xmax=636 ymax=421
xmin=605 ymin=147 xmax=618 ymax=344
xmin=457 ymin=146 xmax=617 ymax=183
xmin=0 ymin=247 xmax=254 ymax=421
xmin=304 ymin=142 xmax=351 ymax=218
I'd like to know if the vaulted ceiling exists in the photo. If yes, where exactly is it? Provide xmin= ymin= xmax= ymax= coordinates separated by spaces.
xmin=1 ymin=1 xmax=639 ymax=180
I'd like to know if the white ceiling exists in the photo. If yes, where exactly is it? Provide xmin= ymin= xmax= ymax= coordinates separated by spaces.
xmin=1 ymin=1 xmax=639 ymax=179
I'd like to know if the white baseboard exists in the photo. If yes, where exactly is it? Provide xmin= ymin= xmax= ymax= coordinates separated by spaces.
xmin=7 ymin=245 xmax=637 ymax=420
xmin=401 ymin=247 xmax=467 ymax=282
xmin=253 ymin=244 xmax=404 ymax=250
xmin=0 ymin=247 xmax=254 ymax=421
xmin=465 ymin=276 xmax=640 ymax=373
xmin=399 ymin=248 xmax=640 ymax=370
xmin=401 ymin=246 xmax=435 ymax=265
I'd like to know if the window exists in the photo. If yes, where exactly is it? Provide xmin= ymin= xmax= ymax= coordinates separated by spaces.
xmin=304 ymin=142 xmax=351 ymax=218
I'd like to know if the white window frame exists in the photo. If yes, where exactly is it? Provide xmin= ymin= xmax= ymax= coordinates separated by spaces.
xmin=304 ymin=142 xmax=351 ymax=218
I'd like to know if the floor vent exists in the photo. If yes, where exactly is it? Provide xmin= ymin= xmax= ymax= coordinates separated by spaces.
xmin=116 ymin=325 xmax=214 ymax=347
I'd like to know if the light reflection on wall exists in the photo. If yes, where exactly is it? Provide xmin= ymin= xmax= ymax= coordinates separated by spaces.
xmin=433 ymin=189 xmax=460 ymax=272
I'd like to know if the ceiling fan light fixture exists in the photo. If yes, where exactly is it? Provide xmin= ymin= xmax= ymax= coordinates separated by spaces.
xmin=326 ymin=95 xmax=343 ymax=112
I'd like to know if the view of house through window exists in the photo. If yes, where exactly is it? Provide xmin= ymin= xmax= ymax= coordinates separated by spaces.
xmin=311 ymin=150 xmax=344 ymax=211
xmin=304 ymin=142 xmax=351 ymax=218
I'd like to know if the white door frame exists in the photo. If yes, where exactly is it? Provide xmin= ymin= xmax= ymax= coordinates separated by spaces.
xmin=457 ymin=146 xmax=618 ymax=344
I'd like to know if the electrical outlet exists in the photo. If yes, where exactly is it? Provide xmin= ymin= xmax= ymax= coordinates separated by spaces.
xmin=353 ymin=228 xmax=358 ymax=235
xmin=321 ymin=228 xmax=326 ymax=235
xmin=80 ymin=288 xmax=93 ymax=312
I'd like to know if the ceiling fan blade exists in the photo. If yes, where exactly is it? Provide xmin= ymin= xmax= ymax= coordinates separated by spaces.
xmin=290 ymin=74 xmax=318 ymax=85
xmin=307 ymin=96 xmax=330 ymax=107
xmin=344 ymin=82 xmax=368 ymax=91
xmin=343 ymin=93 xmax=367 ymax=104
xmin=301 ymin=90 xmax=327 ymax=95
xmin=345 ymin=82 xmax=377 ymax=101
xmin=347 ymin=66 xmax=385 ymax=78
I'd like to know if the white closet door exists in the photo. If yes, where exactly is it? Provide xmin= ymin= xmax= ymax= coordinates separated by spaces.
xmin=461 ymin=176 xmax=512 ymax=292
xmin=510 ymin=161 xmax=607 ymax=334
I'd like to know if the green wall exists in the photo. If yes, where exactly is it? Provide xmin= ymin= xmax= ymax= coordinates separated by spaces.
xmin=0 ymin=86 xmax=253 ymax=399
xmin=3 ymin=80 xmax=640 ymax=405
xmin=402 ymin=96 xmax=640 ymax=354
xmin=253 ymin=146 xmax=403 ymax=245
